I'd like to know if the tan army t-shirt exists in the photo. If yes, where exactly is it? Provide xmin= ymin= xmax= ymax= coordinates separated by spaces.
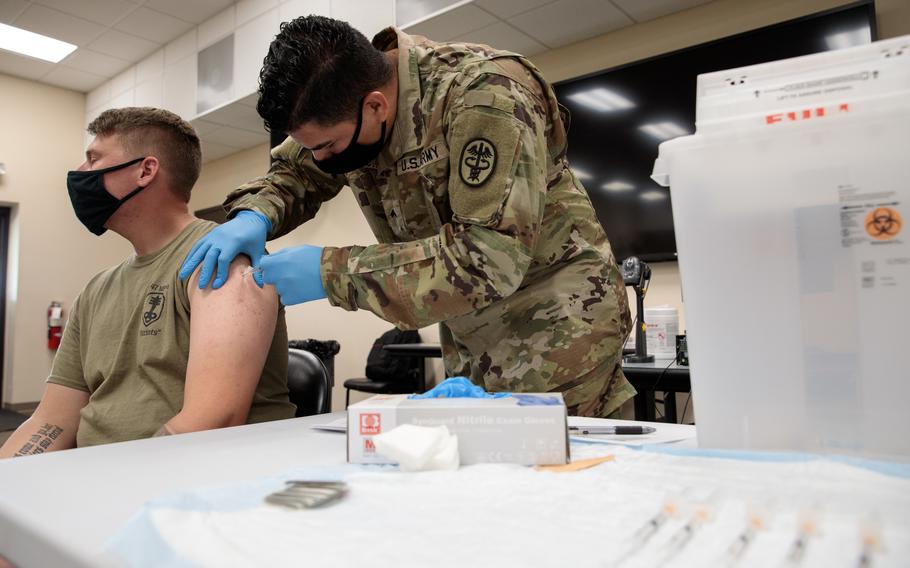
xmin=47 ymin=219 xmax=296 ymax=447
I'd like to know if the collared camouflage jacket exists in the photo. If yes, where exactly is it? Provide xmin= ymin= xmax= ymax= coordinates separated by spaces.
xmin=225 ymin=27 xmax=634 ymax=416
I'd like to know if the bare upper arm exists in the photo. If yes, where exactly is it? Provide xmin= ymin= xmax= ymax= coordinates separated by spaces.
xmin=0 ymin=384 xmax=88 ymax=458
xmin=171 ymin=257 xmax=280 ymax=432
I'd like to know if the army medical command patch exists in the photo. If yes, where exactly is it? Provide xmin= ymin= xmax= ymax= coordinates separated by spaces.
xmin=459 ymin=138 xmax=497 ymax=187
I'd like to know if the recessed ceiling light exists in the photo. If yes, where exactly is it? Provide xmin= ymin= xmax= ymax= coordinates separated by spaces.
xmin=0 ymin=23 xmax=77 ymax=63
xmin=570 ymin=167 xmax=592 ymax=180
xmin=568 ymin=88 xmax=635 ymax=112
xmin=602 ymin=181 xmax=634 ymax=192
xmin=825 ymin=27 xmax=871 ymax=51
xmin=639 ymin=122 xmax=689 ymax=141
xmin=640 ymin=190 xmax=668 ymax=201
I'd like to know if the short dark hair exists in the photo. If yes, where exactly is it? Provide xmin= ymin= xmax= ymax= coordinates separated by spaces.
xmin=87 ymin=107 xmax=201 ymax=202
xmin=257 ymin=16 xmax=393 ymax=133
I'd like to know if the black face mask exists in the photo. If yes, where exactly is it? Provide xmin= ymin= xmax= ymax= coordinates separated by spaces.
xmin=66 ymin=157 xmax=146 ymax=236
xmin=313 ymin=99 xmax=387 ymax=175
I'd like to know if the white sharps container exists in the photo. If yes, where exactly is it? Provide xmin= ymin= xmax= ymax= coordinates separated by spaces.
xmin=651 ymin=36 xmax=910 ymax=460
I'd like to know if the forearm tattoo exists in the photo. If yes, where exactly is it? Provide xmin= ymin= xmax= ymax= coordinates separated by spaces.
xmin=13 ymin=423 xmax=63 ymax=456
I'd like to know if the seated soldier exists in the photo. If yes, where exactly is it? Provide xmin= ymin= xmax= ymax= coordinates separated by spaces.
xmin=0 ymin=107 xmax=295 ymax=459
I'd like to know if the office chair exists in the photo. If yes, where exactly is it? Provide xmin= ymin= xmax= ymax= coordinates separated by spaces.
xmin=287 ymin=348 xmax=331 ymax=417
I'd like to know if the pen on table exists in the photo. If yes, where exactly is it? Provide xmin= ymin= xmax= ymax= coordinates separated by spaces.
xmin=569 ymin=426 xmax=656 ymax=435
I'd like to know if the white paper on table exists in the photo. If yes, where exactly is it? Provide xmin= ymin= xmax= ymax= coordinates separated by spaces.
xmin=309 ymin=417 xmax=347 ymax=433
xmin=567 ymin=417 xmax=694 ymax=445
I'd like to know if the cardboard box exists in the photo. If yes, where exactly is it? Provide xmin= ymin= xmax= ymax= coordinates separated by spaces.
xmin=347 ymin=393 xmax=569 ymax=466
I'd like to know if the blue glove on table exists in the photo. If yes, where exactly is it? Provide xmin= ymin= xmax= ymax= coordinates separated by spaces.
xmin=259 ymin=244 xmax=327 ymax=306
xmin=409 ymin=377 xmax=511 ymax=399
xmin=179 ymin=210 xmax=271 ymax=289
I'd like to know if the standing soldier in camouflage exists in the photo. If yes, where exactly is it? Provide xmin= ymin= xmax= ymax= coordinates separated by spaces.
xmin=180 ymin=16 xmax=634 ymax=417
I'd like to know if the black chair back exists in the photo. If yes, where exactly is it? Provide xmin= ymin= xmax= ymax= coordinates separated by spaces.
xmin=287 ymin=348 xmax=331 ymax=417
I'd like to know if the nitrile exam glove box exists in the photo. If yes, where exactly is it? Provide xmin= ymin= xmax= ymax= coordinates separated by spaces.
xmin=347 ymin=393 xmax=569 ymax=466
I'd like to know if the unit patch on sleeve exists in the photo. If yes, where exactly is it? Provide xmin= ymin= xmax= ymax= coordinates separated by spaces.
xmin=459 ymin=138 xmax=497 ymax=187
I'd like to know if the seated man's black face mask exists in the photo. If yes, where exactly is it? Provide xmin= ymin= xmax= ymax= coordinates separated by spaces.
xmin=313 ymin=98 xmax=387 ymax=175
xmin=66 ymin=157 xmax=146 ymax=236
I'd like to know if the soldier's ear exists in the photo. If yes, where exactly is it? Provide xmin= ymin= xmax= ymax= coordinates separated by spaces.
xmin=363 ymin=91 xmax=390 ymax=122
xmin=136 ymin=156 xmax=160 ymax=188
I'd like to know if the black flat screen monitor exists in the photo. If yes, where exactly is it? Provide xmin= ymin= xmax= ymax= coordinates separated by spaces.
xmin=553 ymin=1 xmax=877 ymax=263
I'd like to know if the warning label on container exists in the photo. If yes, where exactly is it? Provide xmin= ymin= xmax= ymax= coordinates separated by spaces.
xmin=864 ymin=207 xmax=902 ymax=240
xmin=838 ymin=184 xmax=906 ymax=290
xmin=838 ymin=184 xmax=902 ymax=248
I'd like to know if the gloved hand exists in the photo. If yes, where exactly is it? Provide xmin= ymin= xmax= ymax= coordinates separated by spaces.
xmin=179 ymin=210 xmax=271 ymax=289
xmin=259 ymin=244 xmax=327 ymax=305
xmin=409 ymin=377 xmax=511 ymax=399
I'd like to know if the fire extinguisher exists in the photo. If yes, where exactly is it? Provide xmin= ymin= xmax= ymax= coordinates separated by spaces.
xmin=48 ymin=301 xmax=64 ymax=350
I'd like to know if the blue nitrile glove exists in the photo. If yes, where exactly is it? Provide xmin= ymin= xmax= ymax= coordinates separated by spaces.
xmin=259 ymin=244 xmax=327 ymax=306
xmin=409 ymin=377 xmax=511 ymax=399
xmin=179 ymin=210 xmax=271 ymax=289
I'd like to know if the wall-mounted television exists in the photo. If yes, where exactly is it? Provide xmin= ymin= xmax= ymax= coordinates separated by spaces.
xmin=553 ymin=1 xmax=877 ymax=263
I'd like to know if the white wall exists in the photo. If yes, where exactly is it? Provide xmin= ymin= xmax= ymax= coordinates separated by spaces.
xmin=0 ymin=74 xmax=132 ymax=405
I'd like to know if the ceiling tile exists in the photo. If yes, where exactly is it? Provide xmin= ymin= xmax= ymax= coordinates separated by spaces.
xmin=190 ymin=118 xmax=223 ymax=137
xmin=200 ymin=139 xmax=239 ymax=162
xmin=60 ymin=48 xmax=131 ymax=76
xmin=610 ymin=0 xmax=713 ymax=23
xmin=32 ymin=0 xmax=138 ymax=27
xmin=473 ymin=0 xmax=554 ymax=20
xmin=510 ymin=0 xmax=632 ymax=48
xmin=403 ymin=3 xmax=498 ymax=42
xmin=236 ymin=93 xmax=258 ymax=107
xmin=114 ymin=7 xmax=194 ymax=44
xmin=200 ymin=101 xmax=267 ymax=133
xmin=0 ymin=0 xmax=28 ymax=24
xmin=144 ymin=0 xmax=235 ymax=24
xmin=396 ymin=0 xmax=461 ymax=27
xmin=0 ymin=50 xmax=54 ymax=80
xmin=88 ymin=29 xmax=160 ymax=62
xmin=205 ymin=125 xmax=270 ymax=148
xmin=12 ymin=3 xmax=105 ymax=45
xmin=456 ymin=21 xmax=547 ymax=56
xmin=41 ymin=66 xmax=107 ymax=92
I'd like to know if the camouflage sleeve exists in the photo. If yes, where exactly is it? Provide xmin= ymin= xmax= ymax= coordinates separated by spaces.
xmin=321 ymin=68 xmax=548 ymax=329
xmin=223 ymin=135 xmax=347 ymax=239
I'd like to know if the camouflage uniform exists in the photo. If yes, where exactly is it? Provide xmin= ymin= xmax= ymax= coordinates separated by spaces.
xmin=226 ymin=27 xmax=635 ymax=417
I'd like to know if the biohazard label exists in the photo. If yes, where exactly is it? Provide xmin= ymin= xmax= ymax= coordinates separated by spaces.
xmin=838 ymin=184 xmax=906 ymax=290
xmin=864 ymin=207 xmax=902 ymax=241
xmin=838 ymin=184 xmax=902 ymax=248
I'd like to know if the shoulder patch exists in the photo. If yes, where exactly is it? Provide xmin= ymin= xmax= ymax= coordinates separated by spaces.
xmin=459 ymin=139 xmax=497 ymax=187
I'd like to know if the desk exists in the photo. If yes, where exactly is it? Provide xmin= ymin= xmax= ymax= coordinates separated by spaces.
xmin=622 ymin=360 xmax=691 ymax=423
xmin=0 ymin=412 xmax=695 ymax=568
xmin=0 ymin=413 xmax=692 ymax=567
